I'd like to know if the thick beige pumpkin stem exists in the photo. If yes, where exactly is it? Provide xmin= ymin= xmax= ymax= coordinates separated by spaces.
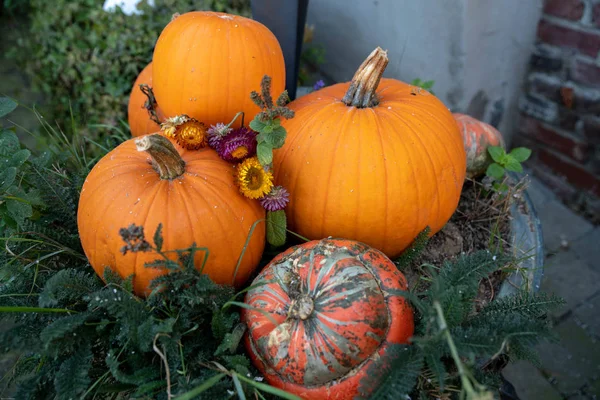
xmin=342 ymin=47 xmax=389 ymax=108
xmin=135 ymin=134 xmax=185 ymax=179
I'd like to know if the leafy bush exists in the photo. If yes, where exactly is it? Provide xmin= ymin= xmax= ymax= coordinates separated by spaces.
xmin=9 ymin=0 xmax=251 ymax=136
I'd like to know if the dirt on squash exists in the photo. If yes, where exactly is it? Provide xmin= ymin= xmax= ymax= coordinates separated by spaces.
xmin=405 ymin=178 xmax=525 ymax=306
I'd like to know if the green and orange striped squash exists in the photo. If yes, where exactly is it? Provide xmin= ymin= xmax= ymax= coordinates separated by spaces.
xmin=242 ymin=238 xmax=414 ymax=400
xmin=453 ymin=113 xmax=506 ymax=179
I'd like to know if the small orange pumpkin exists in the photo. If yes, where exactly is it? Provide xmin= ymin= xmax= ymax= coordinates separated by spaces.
xmin=77 ymin=134 xmax=265 ymax=296
xmin=453 ymin=113 xmax=506 ymax=179
xmin=127 ymin=63 xmax=165 ymax=137
xmin=242 ymin=238 xmax=414 ymax=400
xmin=273 ymin=48 xmax=466 ymax=258
xmin=152 ymin=11 xmax=286 ymax=127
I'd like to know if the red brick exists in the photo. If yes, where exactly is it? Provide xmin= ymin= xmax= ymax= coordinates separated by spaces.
xmin=520 ymin=116 xmax=589 ymax=162
xmin=528 ymin=73 xmax=600 ymax=114
xmin=531 ymin=164 xmax=578 ymax=201
xmin=539 ymin=149 xmax=600 ymax=197
xmin=557 ymin=107 xmax=579 ymax=130
xmin=571 ymin=58 xmax=600 ymax=87
xmin=528 ymin=73 xmax=563 ymax=104
xmin=582 ymin=116 xmax=600 ymax=145
xmin=537 ymin=19 xmax=600 ymax=58
xmin=530 ymin=44 xmax=564 ymax=72
xmin=543 ymin=0 xmax=584 ymax=21
xmin=572 ymin=86 xmax=600 ymax=113
xmin=593 ymin=3 xmax=600 ymax=29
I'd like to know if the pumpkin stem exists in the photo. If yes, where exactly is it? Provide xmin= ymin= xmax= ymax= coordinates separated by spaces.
xmin=288 ymin=294 xmax=314 ymax=320
xmin=341 ymin=47 xmax=389 ymax=108
xmin=135 ymin=134 xmax=186 ymax=180
xmin=139 ymin=84 xmax=161 ymax=125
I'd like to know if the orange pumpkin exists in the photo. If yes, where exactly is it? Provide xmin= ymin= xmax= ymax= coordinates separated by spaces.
xmin=77 ymin=134 xmax=265 ymax=296
xmin=152 ymin=11 xmax=286 ymax=128
xmin=242 ymin=238 xmax=414 ymax=400
xmin=127 ymin=63 xmax=165 ymax=137
xmin=273 ymin=48 xmax=466 ymax=258
xmin=453 ymin=113 xmax=506 ymax=179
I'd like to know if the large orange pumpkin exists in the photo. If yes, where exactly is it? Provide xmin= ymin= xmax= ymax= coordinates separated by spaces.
xmin=453 ymin=113 xmax=506 ymax=179
xmin=273 ymin=48 xmax=466 ymax=258
xmin=152 ymin=11 xmax=285 ymax=127
xmin=127 ymin=63 xmax=165 ymax=137
xmin=77 ymin=134 xmax=265 ymax=296
xmin=242 ymin=238 xmax=414 ymax=400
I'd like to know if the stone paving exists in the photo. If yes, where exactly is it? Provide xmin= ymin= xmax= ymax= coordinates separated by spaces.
xmin=503 ymin=173 xmax=600 ymax=400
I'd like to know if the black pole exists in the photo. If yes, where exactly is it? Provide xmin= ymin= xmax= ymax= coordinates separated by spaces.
xmin=251 ymin=0 xmax=309 ymax=100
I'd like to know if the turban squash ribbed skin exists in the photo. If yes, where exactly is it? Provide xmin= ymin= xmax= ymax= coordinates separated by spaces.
xmin=453 ymin=113 xmax=505 ymax=179
xmin=152 ymin=11 xmax=286 ymax=128
xmin=273 ymin=48 xmax=466 ymax=259
xmin=127 ymin=63 xmax=164 ymax=137
xmin=242 ymin=238 xmax=414 ymax=400
xmin=77 ymin=134 xmax=265 ymax=296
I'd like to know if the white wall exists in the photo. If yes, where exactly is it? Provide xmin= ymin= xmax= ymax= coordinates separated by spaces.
xmin=306 ymin=0 xmax=543 ymax=143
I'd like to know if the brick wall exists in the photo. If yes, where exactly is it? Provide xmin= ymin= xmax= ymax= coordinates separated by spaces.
xmin=516 ymin=0 xmax=600 ymax=223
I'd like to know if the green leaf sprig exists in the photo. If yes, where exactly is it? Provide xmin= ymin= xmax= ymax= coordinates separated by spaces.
xmin=248 ymin=76 xmax=295 ymax=167
xmin=485 ymin=146 xmax=532 ymax=192
xmin=248 ymin=76 xmax=295 ymax=247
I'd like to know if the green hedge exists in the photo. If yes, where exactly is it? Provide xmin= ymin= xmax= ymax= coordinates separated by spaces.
xmin=10 ymin=0 xmax=250 ymax=136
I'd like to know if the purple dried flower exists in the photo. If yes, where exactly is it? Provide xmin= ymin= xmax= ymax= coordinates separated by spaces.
xmin=216 ymin=127 xmax=257 ymax=163
xmin=312 ymin=80 xmax=325 ymax=91
xmin=260 ymin=186 xmax=290 ymax=211
xmin=207 ymin=123 xmax=232 ymax=148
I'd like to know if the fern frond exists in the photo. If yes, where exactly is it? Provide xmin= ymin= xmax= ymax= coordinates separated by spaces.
xmin=357 ymin=345 xmax=424 ymax=400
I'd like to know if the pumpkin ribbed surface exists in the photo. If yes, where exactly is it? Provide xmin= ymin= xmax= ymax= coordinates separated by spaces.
xmin=152 ymin=11 xmax=285 ymax=127
xmin=77 ymin=135 xmax=265 ymax=296
xmin=242 ymin=238 xmax=414 ymax=399
xmin=273 ymin=77 xmax=466 ymax=259
xmin=127 ymin=63 xmax=163 ymax=137
xmin=453 ymin=113 xmax=505 ymax=178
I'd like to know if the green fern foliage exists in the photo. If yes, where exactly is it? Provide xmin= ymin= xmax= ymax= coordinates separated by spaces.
xmin=0 ymin=103 xmax=564 ymax=399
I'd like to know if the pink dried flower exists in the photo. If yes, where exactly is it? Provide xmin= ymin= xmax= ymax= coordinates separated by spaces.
xmin=216 ymin=127 xmax=257 ymax=163
xmin=207 ymin=123 xmax=232 ymax=148
xmin=260 ymin=186 xmax=290 ymax=211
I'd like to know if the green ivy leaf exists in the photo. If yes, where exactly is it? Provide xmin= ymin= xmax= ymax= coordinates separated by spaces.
xmin=504 ymin=158 xmax=523 ymax=173
xmin=6 ymin=198 xmax=33 ymax=227
xmin=8 ymin=149 xmax=31 ymax=169
xmin=486 ymin=163 xmax=505 ymax=180
xmin=0 ymin=97 xmax=17 ymax=118
xmin=249 ymin=119 xmax=266 ymax=132
xmin=0 ymin=167 xmax=17 ymax=192
xmin=0 ymin=130 xmax=20 ymax=156
xmin=509 ymin=147 xmax=532 ymax=162
xmin=266 ymin=210 xmax=286 ymax=247
xmin=487 ymin=146 xmax=505 ymax=163
xmin=256 ymin=142 xmax=273 ymax=166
